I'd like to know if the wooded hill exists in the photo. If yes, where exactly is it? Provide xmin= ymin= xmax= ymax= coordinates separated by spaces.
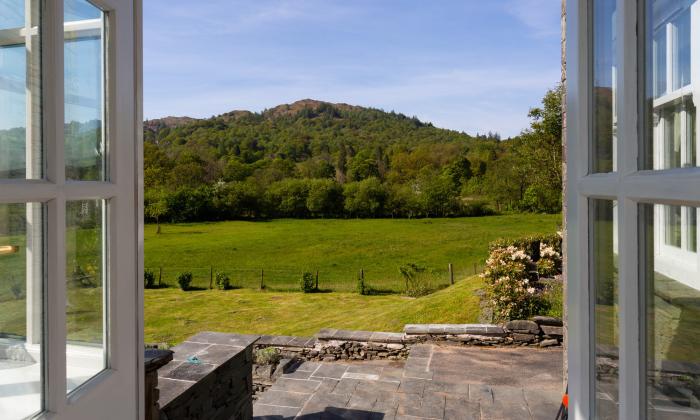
xmin=144 ymin=89 xmax=563 ymax=224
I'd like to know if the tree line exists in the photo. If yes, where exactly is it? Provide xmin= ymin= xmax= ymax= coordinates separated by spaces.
xmin=144 ymin=88 xmax=563 ymax=225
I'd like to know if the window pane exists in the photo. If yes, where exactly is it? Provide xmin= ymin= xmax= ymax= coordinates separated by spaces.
xmin=642 ymin=1 xmax=698 ymax=170
xmin=591 ymin=0 xmax=617 ymax=173
xmin=642 ymin=204 xmax=700 ymax=418
xmin=64 ymin=0 xmax=106 ymax=181
xmin=0 ymin=0 xmax=42 ymax=179
xmin=664 ymin=205 xmax=682 ymax=248
xmin=66 ymin=199 xmax=106 ymax=393
xmin=0 ymin=203 xmax=44 ymax=419
xmin=591 ymin=199 xmax=619 ymax=419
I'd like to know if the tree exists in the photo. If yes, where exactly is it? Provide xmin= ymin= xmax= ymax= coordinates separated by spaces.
xmin=144 ymin=189 xmax=168 ymax=234
xmin=306 ymin=179 xmax=344 ymax=217
xmin=343 ymin=177 xmax=387 ymax=217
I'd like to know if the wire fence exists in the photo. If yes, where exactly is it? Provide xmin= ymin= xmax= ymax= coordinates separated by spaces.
xmin=144 ymin=262 xmax=485 ymax=294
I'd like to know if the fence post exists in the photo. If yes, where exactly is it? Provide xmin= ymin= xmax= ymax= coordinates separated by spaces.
xmin=315 ymin=270 xmax=319 ymax=290
xmin=209 ymin=266 xmax=213 ymax=289
xmin=158 ymin=267 xmax=162 ymax=287
xmin=260 ymin=269 xmax=264 ymax=290
xmin=449 ymin=263 xmax=454 ymax=285
xmin=473 ymin=263 xmax=477 ymax=274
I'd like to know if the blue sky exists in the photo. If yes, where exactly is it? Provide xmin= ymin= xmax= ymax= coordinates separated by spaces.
xmin=144 ymin=0 xmax=561 ymax=138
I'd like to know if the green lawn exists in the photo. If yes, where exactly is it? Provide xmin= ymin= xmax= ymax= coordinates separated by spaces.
xmin=145 ymin=215 xmax=560 ymax=292
xmin=145 ymin=276 xmax=485 ymax=345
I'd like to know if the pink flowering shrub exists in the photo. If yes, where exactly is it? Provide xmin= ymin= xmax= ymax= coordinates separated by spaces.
xmin=537 ymin=243 xmax=562 ymax=277
xmin=481 ymin=246 xmax=543 ymax=321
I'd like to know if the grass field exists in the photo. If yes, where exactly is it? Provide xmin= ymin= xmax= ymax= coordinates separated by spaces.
xmin=145 ymin=214 xmax=560 ymax=292
xmin=145 ymin=275 xmax=485 ymax=345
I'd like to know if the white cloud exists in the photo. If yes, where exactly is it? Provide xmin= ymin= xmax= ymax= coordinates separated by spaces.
xmin=502 ymin=0 xmax=561 ymax=38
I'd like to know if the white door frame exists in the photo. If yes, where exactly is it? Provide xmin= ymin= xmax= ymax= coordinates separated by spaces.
xmin=566 ymin=0 xmax=700 ymax=419
xmin=0 ymin=0 xmax=143 ymax=418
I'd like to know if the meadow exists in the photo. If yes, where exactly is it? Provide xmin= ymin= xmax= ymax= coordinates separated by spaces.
xmin=144 ymin=214 xmax=561 ymax=292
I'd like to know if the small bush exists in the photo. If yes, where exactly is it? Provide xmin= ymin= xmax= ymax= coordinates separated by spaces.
xmin=357 ymin=272 xmax=366 ymax=295
xmin=10 ymin=282 xmax=24 ymax=300
xmin=215 ymin=272 xmax=231 ymax=290
xmin=300 ymin=272 xmax=315 ymax=293
xmin=254 ymin=347 xmax=281 ymax=365
xmin=541 ymin=279 xmax=563 ymax=319
xmin=399 ymin=263 xmax=434 ymax=297
xmin=176 ymin=272 xmax=193 ymax=291
xmin=144 ymin=269 xmax=156 ymax=289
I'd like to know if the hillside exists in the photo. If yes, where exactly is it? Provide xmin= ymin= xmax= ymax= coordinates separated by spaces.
xmin=143 ymin=90 xmax=563 ymax=222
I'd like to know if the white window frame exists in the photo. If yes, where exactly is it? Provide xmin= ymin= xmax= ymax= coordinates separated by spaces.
xmin=0 ymin=0 xmax=143 ymax=418
xmin=567 ymin=0 xmax=700 ymax=419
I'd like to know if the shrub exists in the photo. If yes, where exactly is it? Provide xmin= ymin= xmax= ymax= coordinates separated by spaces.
xmin=481 ymin=246 xmax=542 ymax=320
xmin=144 ymin=269 xmax=156 ymax=289
xmin=176 ymin=272 xmax=193 ymax=291
xmin=488 ymin=232 xmax=563 ymax=262
xmin=10 ymin=282 xmax=24 ymax=300
xmin=540 ymin=279 xmax=563 ymax=319
xmin=357 ymin=272 xmax=367 ymax=295
xmin=399 ymin=263 xmax=433 ymax=297
xmin=215 ymin=272 xmax=231 ymax=290
xmin=537 ymin=242 xmax=562 ymax=277
xmin=254 ymin=347 xmax=281 ymax=365
xmin=300 ymin=272 xmax=315 ymax=293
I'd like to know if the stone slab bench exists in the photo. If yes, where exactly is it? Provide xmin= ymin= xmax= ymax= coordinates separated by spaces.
xmin=158 ymin=332 xmax=258 ymax=420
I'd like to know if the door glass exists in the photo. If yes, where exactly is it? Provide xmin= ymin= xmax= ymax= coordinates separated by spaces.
xmin=642 ymin=1 xmax=698 ymax=170
xmin=0 ymin=0 xmax=42 ymax=179
xmin=64 ymin=0 xmax=106 ymax=181
xmin=591 ymin=199 xmax=619 ymax=419
xmin=591 ymin=0 xmax=617 ymax=173
xmin=66 ymin=199 xmax=106 ymax=393
xmin=0 ymin=202 xmax=45 ymax=419
xmin=642 ymin=204 xmax=700 ymax=418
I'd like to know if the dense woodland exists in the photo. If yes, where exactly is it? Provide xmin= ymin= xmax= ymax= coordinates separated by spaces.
xmin=143 ymin=87 xmax=563 ymax=225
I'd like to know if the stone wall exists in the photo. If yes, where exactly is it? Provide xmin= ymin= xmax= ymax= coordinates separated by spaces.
xmin=157 ymin=332 xmax=257 ymax=420
xmin=404 ymin=317 xmax=564 ymax=348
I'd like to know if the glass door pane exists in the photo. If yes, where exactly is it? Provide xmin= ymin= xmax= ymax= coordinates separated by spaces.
xmin=591 ymin=199 xmax=619 ymax=419
xmin=66 ymin=199 xmax=106 ymax=393
xmin=64 ymin=0 xmax=106 ymax=181
xmin=0 ymin=202 xmax=45 ymax=419
xmin=591 ymin=0 xmax=617 ymax=173
xmin=642 ymin=203 xmax=700 ymax=418
xmin=0 ymin=0 xmax=42 ymax=179
xmin=642 ymin=0 xmax=698 ymax=170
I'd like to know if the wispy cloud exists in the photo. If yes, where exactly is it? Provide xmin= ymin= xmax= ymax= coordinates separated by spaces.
xmin=502 ymin=0 xmax=561 ymax=38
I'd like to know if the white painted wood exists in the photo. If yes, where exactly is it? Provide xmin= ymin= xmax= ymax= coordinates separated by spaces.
xmin=0 ymin=0 xmax=143 ymax=418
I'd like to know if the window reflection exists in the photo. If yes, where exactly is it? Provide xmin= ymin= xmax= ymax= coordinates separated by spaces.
xmin=592 ymin=199 xmax=619 ymax=419
xmin=644 ymin=0 xmax=698 ymax=170
xmin=592 ymin=0 xmax=617 ymax=173
xmin=0 ymin=0 xmax=42 ymax=180
xmin=643 ymin=204 xmax=700 ymax=418
xmin=0 ymin=203 xmax=44 ymax=419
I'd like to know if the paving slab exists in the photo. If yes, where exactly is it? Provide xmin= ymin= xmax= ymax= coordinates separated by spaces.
xmin=254 ymin=344 xmax=564 ymax=420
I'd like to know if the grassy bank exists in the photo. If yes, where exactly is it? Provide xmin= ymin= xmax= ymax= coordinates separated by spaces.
xmin=145 ymin=276 xmax=485 ymax=345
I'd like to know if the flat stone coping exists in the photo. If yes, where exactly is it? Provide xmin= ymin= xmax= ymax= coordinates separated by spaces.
xmin=316 ymin=329 xmax=407 ymax=343
xmin=404 ymin=324 xmax=506 ymax=336
xmin=145 ymin=349 xmax=173 ymax=373
xmin=257 ymin=335 xmax=317 ymax=348
xmin=158 ymin=332 xmax=259 ymax=407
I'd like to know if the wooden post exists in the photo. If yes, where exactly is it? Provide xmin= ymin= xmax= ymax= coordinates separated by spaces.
xmin=209 ymin=266 xmax=213 ymax=289
xmin=449 ymin=263 xmax=454 ymax=285
xmin=473 ymin=263 xmax=477 ymax=274
xmin=315 ymin=270 xmax=319 ymax=290
xmin=260 ymin=269 xmax=264 ymax=290
xmin=158 ymin=267 xmax=162 ymax=287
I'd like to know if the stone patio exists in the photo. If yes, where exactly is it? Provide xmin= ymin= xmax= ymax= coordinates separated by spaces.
xmin=253 ymin=343 xmax=563 ymax=419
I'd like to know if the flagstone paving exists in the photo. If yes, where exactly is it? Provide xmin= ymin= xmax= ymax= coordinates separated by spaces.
xmin=253 ymin=344 xmax=563 ymax=419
